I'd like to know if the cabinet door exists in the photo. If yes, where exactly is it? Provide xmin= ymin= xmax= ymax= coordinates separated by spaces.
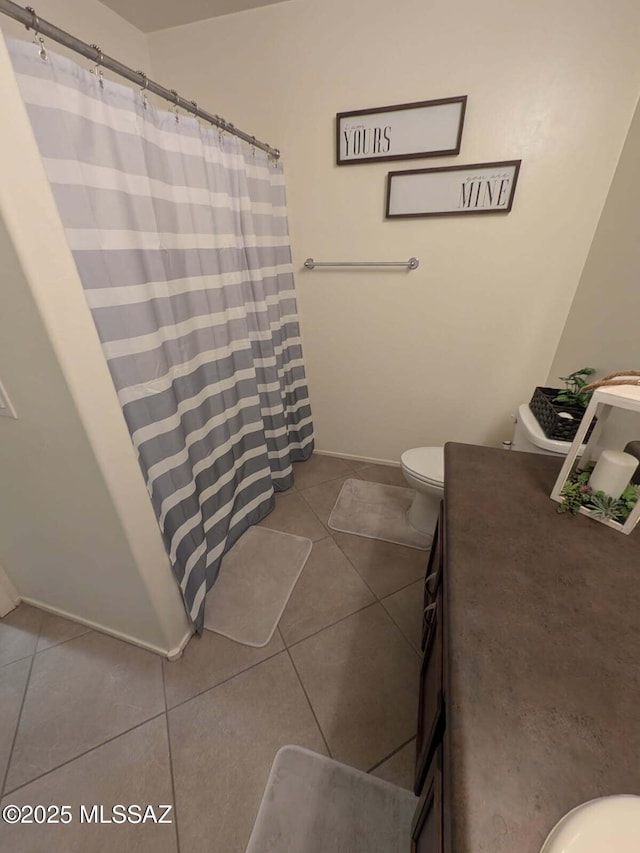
xmin=411 ymin=743 xmax=443 ymax=853
xmin=414 ymin=586 xmax=444 ymax=795
xmin=422 ymin=504 xmax=444 ymax=650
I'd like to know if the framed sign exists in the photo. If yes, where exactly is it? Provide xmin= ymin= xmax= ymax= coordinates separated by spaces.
xmin=385 ymin=160 xmax=521 ymax=218
xmin=336 ymin=96 xmax=467 ymax=165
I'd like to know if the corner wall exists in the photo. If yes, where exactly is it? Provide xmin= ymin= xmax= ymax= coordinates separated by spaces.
xmin=149 ymin=0 xmax=640 ymax=461
xmin=547 ymin=96 xmax=640 ymax=384
xmin=0 ymin=0 xmax=151 ymax=70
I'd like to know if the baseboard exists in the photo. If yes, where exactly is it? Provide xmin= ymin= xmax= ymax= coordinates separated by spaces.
xmin=17 ymin=596 xmax=193 ymax=660
xmin=0 ymin=565 xmax=19 ymax=617
xmin=166 ymin=629 xmax=194 ymax=661
xmin=312 ymin=449 xmax=401 ymax=468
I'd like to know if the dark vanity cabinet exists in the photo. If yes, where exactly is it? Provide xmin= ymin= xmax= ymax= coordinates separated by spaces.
xmin=412 ymin=506 xmax=446 ymax=852
xmin=411 ymin=744 xmax=443 ymax=853
xmin=409 ymin=444 xmax=640 ymax=853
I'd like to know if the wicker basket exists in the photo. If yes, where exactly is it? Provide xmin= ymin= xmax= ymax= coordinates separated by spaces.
xmin=529 ymin=386 xmax=596 ymax=442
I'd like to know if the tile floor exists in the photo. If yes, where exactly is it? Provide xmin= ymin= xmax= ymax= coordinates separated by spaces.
xmin=0 ymin=454 xmax=425 ymax=853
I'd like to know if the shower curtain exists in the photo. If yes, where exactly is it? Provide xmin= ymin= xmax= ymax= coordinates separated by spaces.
xmin=8 ymin=37 xmax=314 ymax=631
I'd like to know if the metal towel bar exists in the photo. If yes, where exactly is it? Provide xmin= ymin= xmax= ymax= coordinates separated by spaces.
xmin=303 ymin=257 xmax=419 ymax=270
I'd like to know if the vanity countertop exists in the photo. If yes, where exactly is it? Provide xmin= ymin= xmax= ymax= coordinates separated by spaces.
xmin=443 ymin=442 xmax=640 ymax=853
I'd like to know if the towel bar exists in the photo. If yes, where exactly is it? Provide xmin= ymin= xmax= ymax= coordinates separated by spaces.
xmin=303 ymin=257 xmax=419 ymax=270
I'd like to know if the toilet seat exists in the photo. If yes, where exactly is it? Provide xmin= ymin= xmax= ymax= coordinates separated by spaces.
xmin=401 ymin=446 xmax=444 ymax=488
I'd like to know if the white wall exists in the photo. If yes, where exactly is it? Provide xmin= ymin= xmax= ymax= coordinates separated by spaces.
xmin=0 ymin=31 xmax=190 ymax=656
xmin=548 ymin=96 xmax=640 ymax=383
xmin=149 ymin=0 xmax=640 ymax=461
xmin=0 ymin=0 xmax=152 ymax=70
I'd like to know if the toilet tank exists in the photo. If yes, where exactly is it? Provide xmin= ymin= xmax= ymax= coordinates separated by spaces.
xmin=511 ymin=404 xmax=577 ymax=457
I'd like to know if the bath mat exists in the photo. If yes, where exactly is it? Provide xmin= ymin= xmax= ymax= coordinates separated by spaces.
xmin=203 ymin=527 xmax=312 ymax=647
xmin=328 ymin=478 xmax=431 ymax=550
xmin=246 ymin=745 xmax=416 ymax=853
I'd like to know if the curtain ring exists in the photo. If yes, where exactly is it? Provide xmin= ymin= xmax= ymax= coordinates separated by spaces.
xmin=170 ymin=89 xmax=180 ymax=123
xmin=215 ymin=118 xmax=225 ymax=143
xmin=25 ymin=6 xmax=47 ymax=61
xmin=89 ymin=44 xmax=104 ymax=88
xmin=136 ymin=71 xmax=149 ymax=109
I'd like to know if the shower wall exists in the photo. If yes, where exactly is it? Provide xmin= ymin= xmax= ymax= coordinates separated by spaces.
xmin=0 ymin=35 xmax=190 ymax=656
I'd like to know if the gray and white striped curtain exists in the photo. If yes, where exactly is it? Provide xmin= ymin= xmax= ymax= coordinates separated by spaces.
xmin=8 ymin=38 xmax=314 ymax=631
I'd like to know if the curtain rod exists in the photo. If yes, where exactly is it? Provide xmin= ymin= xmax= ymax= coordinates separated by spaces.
xmin=0 ymin=0 xmax=281 ymax=160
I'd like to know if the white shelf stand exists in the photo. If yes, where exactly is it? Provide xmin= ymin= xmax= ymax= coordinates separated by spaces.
xmin=550 ymin=385 xmax=640 ymax=535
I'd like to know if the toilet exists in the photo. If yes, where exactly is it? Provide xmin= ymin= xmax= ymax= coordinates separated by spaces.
xmin=401 ymin=403 xmax=578 ymax=535
xmin=401 ymin=446 xmax=444 ymax=537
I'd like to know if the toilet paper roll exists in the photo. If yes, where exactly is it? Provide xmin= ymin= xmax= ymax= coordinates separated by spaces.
xmin=589 ymin=450 xmax=639 ymax=500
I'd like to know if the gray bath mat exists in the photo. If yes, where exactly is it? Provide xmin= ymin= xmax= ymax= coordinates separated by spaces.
xmin=328 ymin=478 xmax=431 ymax=550
xmin=246 ymin=745 xmax=416 ymax=853
xmin=204 ymin=527 xmax=312 ymax=647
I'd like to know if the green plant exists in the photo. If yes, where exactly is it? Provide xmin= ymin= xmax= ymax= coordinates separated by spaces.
xmin=553 ymin=367 xmax=596 ymax=409
xmin=586 ymin=491 xmax=622 ymax=520
xmin=558 ymin=469 xmax=592 ymax=514
xmin=558 ymin=468 xmax=640 ymax=522
xmin=585 ymin=485 xmax=639 ymax=522
xmin=616 ymin=483 xmax=640 ymax=521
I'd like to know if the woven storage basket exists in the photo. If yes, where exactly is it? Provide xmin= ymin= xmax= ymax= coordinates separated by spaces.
xmin=529 ymin=387 xmax=596 ymax=442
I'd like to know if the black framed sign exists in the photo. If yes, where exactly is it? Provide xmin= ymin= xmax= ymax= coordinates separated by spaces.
xmin=385 ymin=160 xmax=521 ymax=218
xmin=336 ymin=96 xmax=467 ymax=165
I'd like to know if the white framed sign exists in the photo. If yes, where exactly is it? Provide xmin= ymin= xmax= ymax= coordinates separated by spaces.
xmin=336 ymin=96 xmax=467 ymax=165
xmin=386 ymin=160 xmax=521 ymax=218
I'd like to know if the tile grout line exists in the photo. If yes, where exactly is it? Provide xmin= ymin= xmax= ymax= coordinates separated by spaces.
xmin=1 ymin=710 xmax=167 ymax=799
xmin=0 ymin=613 xmax=43 ymax=797
xmin=161 ymin=663 xmax=182 ymax=853
xmin=382 ymin=575 xmax=427 ymax=600
xmin=381 ymin=621 xmax=421 ymax=659
xmin=294 ymin=465 xmax=426 ymax=605
xmin=278 ymin=555 xmax=424 ymax=653
xmin=330 ymin=527 xmax=428 ymax=604
xmin=34 ymin=628 xmax=93 ymax=657
xmin=1 ymin=658 xmax=36 ymax=797
xmin=293 ymin=465 xmax=358 ymax=495
xmin=379 ymin=599 xmax=423 ymax=658
xmin=280 ymin=628 xmax=333 ymax=760
xmin=366 ymin=735 xmax=417 ymax=775
xmin=295 ymin=471 xmax=361 ymax=538
xmin=0 ymin=622 xmax=94 ymax=675
xmin=0 ymin=650 xmax=37 ymax=672
xmin=295 ymin=487 xmax=333 ymax=536
xmin=171 ymin=603 xmax=387 ymax=717
xmin=293 ymin=483 xmax=385 ymax=604
xmin=285 ymin=600 xmax=381 ymax=652
xmin=166 ymin=642 xmax=286 ymax=714
xmin=265 ymin=475 xmax=426 ymax=654
xmin=376 ymin=601 xmax=423 ymax=661
xmin=330 ymin=534 xmax=382 ymax=602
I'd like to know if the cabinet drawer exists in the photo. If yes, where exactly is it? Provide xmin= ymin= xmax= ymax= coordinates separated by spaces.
xmin=422 ymin=504 xmax=444 ymax=650
xmin=411 ymin=743 xmax=443 ymax=853
xmin=414 ymin=585 xmax=444 ymax=795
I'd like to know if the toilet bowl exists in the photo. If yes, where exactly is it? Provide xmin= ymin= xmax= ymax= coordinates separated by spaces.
xmin=401 ymin=446 xmax=444 ymax=536
xmin=401 ymin=403 xmax=579 ymax=535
